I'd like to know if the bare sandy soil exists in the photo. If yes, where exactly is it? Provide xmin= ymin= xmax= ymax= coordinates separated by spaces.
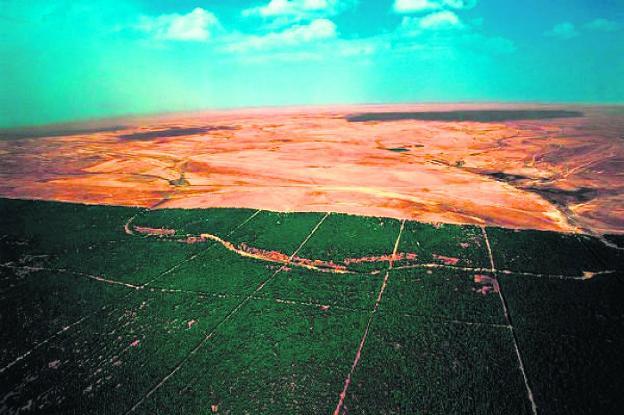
xmin=1 ymin=103 xmax=623 ymax=235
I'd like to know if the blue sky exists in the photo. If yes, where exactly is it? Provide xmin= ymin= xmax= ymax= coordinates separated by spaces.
xmin=0 ymin=0 xmax=623 ymax=127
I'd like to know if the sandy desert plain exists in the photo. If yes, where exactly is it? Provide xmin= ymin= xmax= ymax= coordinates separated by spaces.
xmin=0 ymin=104 xmax=623 ymax=415
xmin=1 ymin=103 xmax=623 ymax=235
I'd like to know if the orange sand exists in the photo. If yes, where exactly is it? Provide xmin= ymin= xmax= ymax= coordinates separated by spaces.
xmin=1 ymin=103 xmax=623 ymax=235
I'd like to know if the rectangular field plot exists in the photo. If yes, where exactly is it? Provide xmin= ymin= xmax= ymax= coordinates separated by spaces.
xmin=149 ymin=243 xmax=277 ymax=296
xmin=342 ymin=313 xmax=533 ymax=415
xmin=395 ymin=221 xmax=490 ymax=269
xmin=0 ymin=198 xmax=139 ymax=252
xmin=0 ymin=290 xmax=239 ymax=414
xmin=295 ymin=213 xmax=401 ymax=273
xmin=380 ymin=268 xmax=506 ymax=325
xmin=136 ymin=299 xmax=370 ymax=415
xmin=227 ymin=211 xmax=326 ymax=256
xmin=499 ymin=273 xmax=624 ymax=337
xmin=487 ymin=227 xmax=621 ymax=276
xmin=257 ymin=266 xmax=383 ymax=310
xmin=0 ymin=270 xmax=132 ymax=369
xmin=132 ymin=207 xmax=258 ymax=238
xmin=47 ymin=238 xmax=207 ymax=285
xmin=515 ymin=329 xmax=624 ymax=415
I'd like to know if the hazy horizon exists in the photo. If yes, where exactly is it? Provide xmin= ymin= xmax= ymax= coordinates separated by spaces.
xmin=1 ymin=0 xmax=623 ymax=128
xmin=4 ymin=99 xmax=624 ymax=130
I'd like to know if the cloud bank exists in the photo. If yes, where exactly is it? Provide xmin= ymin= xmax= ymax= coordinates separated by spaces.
xmin=137 ymin=8 xmax=220 ymax=41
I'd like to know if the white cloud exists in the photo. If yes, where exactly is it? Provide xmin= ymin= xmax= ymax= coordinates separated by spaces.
xmin=583 ymin=18 xmax=620 ymax=32
xmin=545 ymin=22 xmax=579 ymax=40
xmin=545 ymin=18 xmax=620 ymax=40
xmin=394 ymin=11 xmax=515 ymax=56
xmin=400 ymin=10 xmax=463 ymax=34
xmin=243 ymin=0 xmax=352 ymax=18
xmin=226 ymin=18 xmax=337 ymax=51
xmin=128 ymin=0 xmax=509 ymax=64
xmin=138 ymin=7 xmax=219 ymax=41
xmin=418 ymin=10 xmax=462 ymax=29
xmin=394 ymin=0 xmax=441 ymax=13
xmin=393 ymin=0 xmax=476 ymax=14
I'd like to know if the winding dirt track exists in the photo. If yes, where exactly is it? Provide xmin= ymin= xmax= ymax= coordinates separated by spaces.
xmin=127 ymin=215 xmax=389 ymax=274
xmin=123 ymin=215 xmax=615 ymax=279
xmin=1 ymin=103 xmax=623 ymax=235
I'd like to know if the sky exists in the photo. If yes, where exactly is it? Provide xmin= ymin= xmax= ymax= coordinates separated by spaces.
xmin=0 ymin=0 xmax=623 ymax=127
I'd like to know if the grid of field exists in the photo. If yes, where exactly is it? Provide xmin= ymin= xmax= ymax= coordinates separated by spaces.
xmin=1 ymin=198 xmax=623 ymax=414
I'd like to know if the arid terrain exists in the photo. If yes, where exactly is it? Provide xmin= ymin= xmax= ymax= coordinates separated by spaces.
xmin=2 ymin=104 xmax=624 ymax=414
xmin=1 ymin=104 xmax=623 ymax=235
